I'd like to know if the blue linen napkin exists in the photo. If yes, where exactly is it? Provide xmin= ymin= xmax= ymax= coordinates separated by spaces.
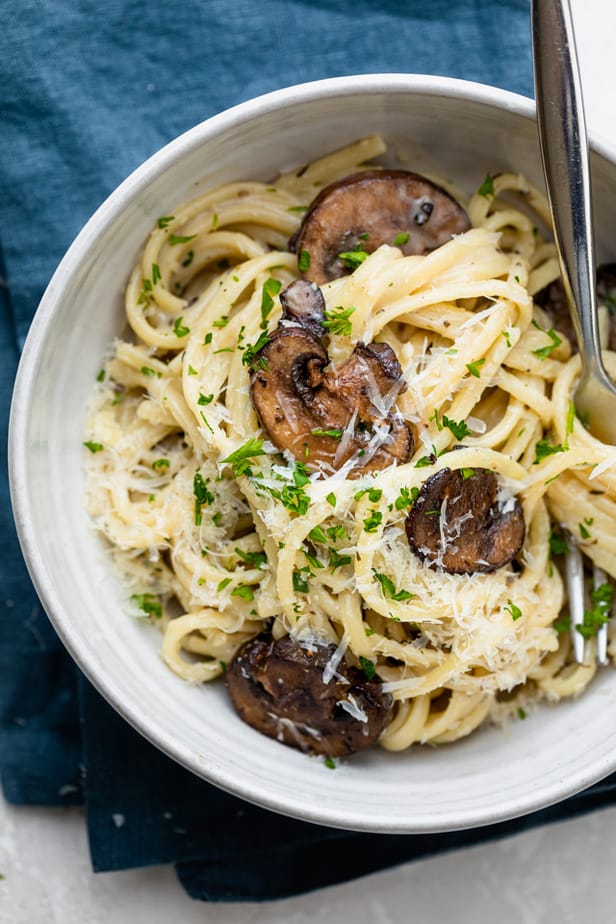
xmin=5 ymin=0 xmax=613 ymax=904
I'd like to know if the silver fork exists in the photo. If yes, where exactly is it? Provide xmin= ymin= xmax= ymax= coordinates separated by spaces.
xmin=565 ymin=540 xmax=609 ymax=665
xmin=532 ymin=0 xmax=616 ymax=664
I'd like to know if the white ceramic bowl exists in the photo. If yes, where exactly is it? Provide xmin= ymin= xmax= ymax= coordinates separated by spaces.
xmin=10 ymin=74 xmax=616 ymax=834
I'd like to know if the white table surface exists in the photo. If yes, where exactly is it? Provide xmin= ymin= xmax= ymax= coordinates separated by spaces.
xmin=3 ymin=2 xmax=616 ymax=921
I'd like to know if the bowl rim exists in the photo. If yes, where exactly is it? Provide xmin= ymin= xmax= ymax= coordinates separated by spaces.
xmin=9 ymin=73 xmax=616 ymax=834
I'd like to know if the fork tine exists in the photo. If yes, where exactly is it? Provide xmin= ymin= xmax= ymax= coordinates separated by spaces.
xmin=594 ymin=565 xmax=609 ymax=665
xmin=566 ymin=536 xmax=586 ymax=664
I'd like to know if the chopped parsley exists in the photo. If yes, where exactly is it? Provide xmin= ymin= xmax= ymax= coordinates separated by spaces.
xmin=260 ymin=277 xmax=282 ymax=328
xmin=517 ymin=707 xmax=527 ymax=720
xmin=329 ymin=549 xmax=352 ymax=571
xmin=193 ymin=472 xmax=215 ymax=525
xmin=533 ymin=438 xmax=566 ymax=464
xmin=151 ymin=263 xmax=161 ymax=285
xmin=531 ymin=320 xmax=562 ymax=360
xmin=576 ymin=583 xmax=614 ymax=638
xmin=505 ymin=599 xmax=523 ymax=621
xmin=359 ymin=656 xmax=376 ymax=680
xmin=565 ymin=400 xmax=575 ymax=446
xmin=298 ymin=249 xmax=311 ymax=272
xmin=169 ymin=233 xmax=197 ymax=245
xmin=173 ymin=316 xmax=190 ymax=337
xmin=553 ymin=616 xmax=571 ymax=633
xmin=478 ymin=173 xmax=495 ymax=198
xmin=212 ymin=315 xmax=229 ymax=328
xmin=308 ymin=526 xmax=328 ymax=545
xmin=131 ymin=593 xmax=162 ymax=619
xmin=466 ymin=357 xmax=486 ymax=378
xmin=322 ymin=305 xmax=356 ymax=337
xmin=198 ymin=392 xmax=214 ymax=405
xmin=235 ymin=547 xmax=267 ymax=569
xmin=354 ymin=487 xmax=383 ymax=503
xmin=549 ymin=530 xmax=570 ymax=557
xmin=157 ymin=215 xmax=175 ymax=228
xmin=312 ymin=428 xmax=343 ymax=439
xmin=211 ymin=212 xmax=219 ymax=230
xmin=221 ymin=438 xmax=267 ymax=477
xmin=292 ymin=569 xmax=310 ymax=593
xmin=337 ymin=248 xmax=367 ymax=270
xmin=579 ymin=521 xmax=592 ymax=540
xmin=181 ymin=250 xmax=194 ymax=267
xmin=363 ymin=510 xmax=383 ymax=533
xmin=187 ymin=364 xmax=197 ymax=376
xmin=372 ymin=570 xmax=416 ymax=602
xmin=392 ymin=231 xmax=410 ymax=246
xmin=287 ymin=204 xmax=309 ymax=213
xmin=217 ymin=577 xmax=232 ymax=592
xmin=323 ymin=756 xmax=336 ymax=769
xmin=502 ymin=329 xmax=512 ymax=348
xmin=326 ymin=492 xmax=337 ymax=507
xmin=430 ymin=409 xmax=471 ymax=440
xmin=241 ymin=331 xmax=270 ymax=370
xmin=141 ymin=365 xmax=162 ymax=378
xmin=302 ymin=546 xmax=324 ymax=570
xmin=96 ymin=368 xmax=105 ymax=382
xmin=152 ymin=458 xmax=170 ymax=471
xmin=204 ymin=332 xmax=213 ymax=345
xmin=231 ymin=585 xmax=255 ymax=601
xmin=83 ymin=440 xmax=103 ymax=453
xmin=395 ymin=486 xmax=419 ymax=510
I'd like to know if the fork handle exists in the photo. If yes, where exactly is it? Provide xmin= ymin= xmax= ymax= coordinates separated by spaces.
xmin=531 ymin=0 xmax=604 ymax=382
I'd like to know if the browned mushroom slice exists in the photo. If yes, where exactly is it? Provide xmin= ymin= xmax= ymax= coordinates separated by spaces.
xmin=226 ymin=633 xmax=391 ymax=757
xmin=537 ymin=263 xmax=616 ymax=352
xmin=251 ymin=325 xmax=413 ymax=473
xmin=292 ymin=169 xmax=471 ymax=285
xmin=405 ymin=467 xmax=525 ymax=574
xmin=279 ymin=278 xmax=325 ymax=337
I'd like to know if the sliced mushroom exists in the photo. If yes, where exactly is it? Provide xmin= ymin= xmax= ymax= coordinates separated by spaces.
xmin=291 ymin=169 xmax=471 ymax=285
xmin=226 ymin=633 xmax=391 ymax=757
xmin=537 ymin=263 xmax=616 ymax=352
xmin=250 ymin=282 xmax=413 ymax=474
xmin=405 ymin=467 xmax=525 ymax=574
xmin=279 ymin=278 xmax=325 ymax=337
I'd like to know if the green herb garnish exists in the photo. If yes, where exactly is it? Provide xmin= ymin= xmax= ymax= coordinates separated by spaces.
xmin=478 ymin=173 xmax=495 ymax=197
xmin=169 ymin=233 xmax=197 ymax=245
xmin=193 ymin=472 xmax=215 ymax=525
xmin=322 ymin=305 xmax=356 ymax=337
xmin=359 ymin=656 xmax=376 ymax=679
xmin=173 ymin=316 xmax=190 ymax=337
xmin=131 ymin=593 xmax=162 ymax=619
xmin=466 ymin=358 xmax=486 ymax=378
xmin=337 ymin=248 xmax=367 ymax=270
xmin=221 ymin=438 xmax=267 ymax=477
xmin=505 ymin=600 xmax=523 ymax=621
xmin=260 ymin=277 xmax=282 ymax=329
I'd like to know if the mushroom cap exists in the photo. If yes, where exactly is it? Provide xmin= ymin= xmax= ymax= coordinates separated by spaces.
xmin=251 ymin=329 xmax=413 ymax=474
xmin=226 ymin=633 xmax=391 ymax=757
xmin=405 ymin=467 xmax=525 ymax=575
xmin=250 ymin=280 xmax=413 ymax=475
xmin=292 ymin=169 xmax=471 ymax=285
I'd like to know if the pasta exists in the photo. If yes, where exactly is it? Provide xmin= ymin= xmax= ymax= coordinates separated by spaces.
xmin=84 ymin=136 xmax=616 ymax=754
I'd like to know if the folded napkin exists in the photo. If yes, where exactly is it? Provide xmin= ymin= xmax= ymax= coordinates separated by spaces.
xmin=6 ymin=0 xmax=614 ymax=905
